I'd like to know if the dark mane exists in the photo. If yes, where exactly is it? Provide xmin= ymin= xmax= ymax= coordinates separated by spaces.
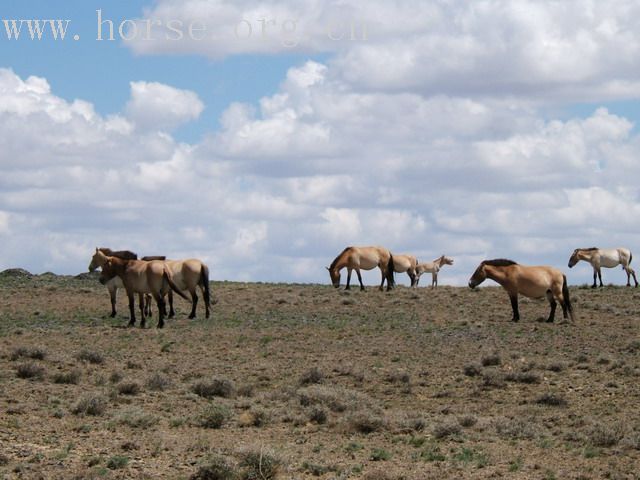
xmin=99 ymin=247 xmax=138 ymax=260
xmin=579 ymin=247 xmax=599 ymax=251
xmin=329 ymin=247 xmax=352 ymax=271
xmin=141 ymin=255 xmax=166 ymax=261
xmin=482 ymin=258 xmax=517 ymax=267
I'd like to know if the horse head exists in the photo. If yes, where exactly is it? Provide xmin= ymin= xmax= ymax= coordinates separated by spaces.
xmin=327 ymin=266 xmax=340 ymax=288
xmin=88 ymin=247 xmax=109 ymax=272
xmin=468 ymin=262 xmax=487 ymax=289
xmin=568 ymin=249 xmax=580 ymax=268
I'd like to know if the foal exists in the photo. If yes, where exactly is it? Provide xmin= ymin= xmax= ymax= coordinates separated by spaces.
xmin=415 ymin=255 xmax=454 ymax=287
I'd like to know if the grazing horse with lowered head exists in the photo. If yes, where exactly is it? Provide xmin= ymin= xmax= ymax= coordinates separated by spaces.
xmin=327 ymin=246 xmax=395 ymax=291
xmin=392 ymin=254 xmax=418 ymax=286
xmin=568 ymin=247 xmax=638 ymax=288
xmin=468 ymin=259 xmax=574 ymax=323
xmin=415 ymin=255 xmax=454 ymax=287
xmin=90 ymin=249 xmax=189 ymax=328
xmin=88 ymin=248 xmax=165 ymax=317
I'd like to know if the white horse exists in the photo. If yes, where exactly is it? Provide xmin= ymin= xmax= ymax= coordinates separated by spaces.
xmin=415 ymin=255 xmax=454 ymax=288
xmin=568 ymin=247 xmax=638 ymax=288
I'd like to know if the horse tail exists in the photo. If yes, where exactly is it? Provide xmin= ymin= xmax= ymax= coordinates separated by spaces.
xmin=386 ymin=254 xmax=395 ymax=288
xmin=562 ymin=275 xmax=574 ymax=321
xmin=163 ymin=268 xmax=189 ymax=301
xmin=200 ymin=264 xmax=211 ymax=307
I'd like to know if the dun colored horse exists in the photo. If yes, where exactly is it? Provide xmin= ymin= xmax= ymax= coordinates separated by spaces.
xmin=568 ymin=247 xmax=638 ymax=288
xmin=468 ymin=259 xmax=574 ymax=323
xmin=327 ymin=246 xmax=395 ymax=291
xmin=90 ymin=249 xmax=188 ymax=328
xmin=415 ymin=255 xmax=454 ymax=287
xmin=88 ymin=248 xmax=164 ymax=317
xmin=163 ymin=259 xmax=213 ymax=319
xmin=392 ymin=254 xmax=418 ymax=286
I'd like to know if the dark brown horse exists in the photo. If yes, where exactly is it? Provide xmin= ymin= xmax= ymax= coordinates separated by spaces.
xmin=469 ymin=259 xmax=574 ymax=323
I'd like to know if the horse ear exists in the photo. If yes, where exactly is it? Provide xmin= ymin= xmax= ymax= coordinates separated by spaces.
xmin=95 ymin=247 xmax=99 ymax=253
xmin=326 ymin=266 xmax=330 ymax=271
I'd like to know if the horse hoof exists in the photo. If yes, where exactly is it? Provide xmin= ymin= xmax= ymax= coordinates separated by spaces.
xmin=188 ymin=314 xmax=196 ymax=320
xmin=110 ymin=313 xmax=117 ymax=318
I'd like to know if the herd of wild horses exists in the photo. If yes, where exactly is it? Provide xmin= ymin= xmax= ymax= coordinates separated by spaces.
xmin=89 ymin=245 xmax=638 ymax=328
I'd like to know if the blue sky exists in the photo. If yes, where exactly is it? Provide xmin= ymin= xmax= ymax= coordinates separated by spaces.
xmin=1 ymin=1 xmax=640 ymax=286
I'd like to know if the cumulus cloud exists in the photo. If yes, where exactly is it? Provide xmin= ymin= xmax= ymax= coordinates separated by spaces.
xmin=125 ymin=0 xmax=640 ymax=102
xmin=125 ymin=81 xmax=204 ymax=131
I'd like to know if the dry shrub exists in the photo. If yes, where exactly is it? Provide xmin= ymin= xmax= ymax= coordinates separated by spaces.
xmin=238 ymin=447 xmax=283 ymax=480
xmin=481 ymin=354 xmax=501 ymax=367
xmin=15 ymin=362 xmax=45 ymax=380
xmin=298 ymin=385 xmax=376 ymax=413
xmin=535 ymin=393 xmax=568 ymax=407
xmin=191 ymin=454 xmax=238 ymax=480
xmin=146 ymin=373 xmax=171 ymax=391
xmin=115 ymin=408 xmax=159 ymax=428
xmin=53 ymin=369 xmax=81 ymax=385
xmin=192 ymin=378 xmax=235 ymax=399
xmin=10 ymin=347 xmax=46 ymax=361
xmin=494 ymin=417 xmax=540 ymax=440
xmin=458 ymin=415 xmax=478 ymax=428
xmin=482 ymin=370 xmax=506 ymax=389
xmin=346 ymin=412 xmax=386 ymax=434
xmin=76 ymin=350 xmax=104 ymax=365
xmin=505 ymin=372 xmax=541 ymax=384
xmin=198 ymin=403 xmax=231 ymax=429
xmin=299 ymin=367 xmax=324 ymax=386
xmin=117 ymin=382 xmax=142 ymax=396
xmin=72 ymin=395 xmax=108 ymax=416
xmin=586 ymin=421 xmax=625 ymax=447
xmin=463 ymin=364 xmax=482 ymax=377
xmin=433 ymin=420 xmax=462 ymax=439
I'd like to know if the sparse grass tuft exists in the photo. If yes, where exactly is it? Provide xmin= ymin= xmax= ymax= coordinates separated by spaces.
xmin=308 ymin=407 xmax=327 ymax=424
xmin=347 ymin=412 xmax=386 ymax=434
xmin=191 ymin=454 xmax=238 ymax=480
xmin=505 ymin=372 xmax=540 ymax=384
xmin=433 ymin=420 xmax=462 ymax=439
xmin=299 ymin=367 xmax=324 ymax=385
xmin=11 ymin=347 xmax=46 ymax=361
xmin=482 ymin=370 xmax=506 ymax=389
xmin=106 ymin=455 xmax=129 ymax=470
xmin=117 ymin=381 xmax=142 ymax=396
xmin=115 ymin=408 xmax=159 ymax=428
xmin=53 ymin=369 xmax=81 ymax=385
xmin=192 ymin=378 xmax=235 ymax=399
xmin=198 ymin=403 xmax=231 ymax=429
xmin=494 ymin=417 xmax=540 ymax=440
xmin=463 ymin=364 xmax=482 ymax=377
xmin=16 ymin=362 xmax=45 ymax=380
xmin=238 ymin=447 xmax=282 ymax=480
xmin=535 ymin=393 xmax=568 ymax=407
xmin=72 ymin=395 xmax=108 ymax=416
xmin=586 ymin=421 xmax=625 ymax=447
xmin=481 ymin=354 xmax=501 ymax=367
xmin=76 ymin=350 xmax=104 ymax=364
xmin=458 ymin=415 xmax=478 ymax=427
xmin=146 ymin=373 xmax=171 ymax=391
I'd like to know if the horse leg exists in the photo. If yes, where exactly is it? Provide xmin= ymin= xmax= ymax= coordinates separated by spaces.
xmin=631 ymin=267 xmax=639 ymax=287
xmin=509 ymin=293 xmax=520 ymax=322
xmin=545 ymin=291 xmax=557 ymax=323
xmin=356 ymin=269 xmax=365 ymax=291
xmin=168 ymin=290 xmax=175 ymax=318
xmin=127 ymin=291 xmax=136 ymax=327
xmin=188 ymin=290 xmax=198 ymax=319
xmin=345 ymin=269 xmax=352 ymax=290
xmin=432 ymin=272 xmax=437 ymax=288
xmin=154 ymin=292 xmax=165 ymax=329
xmin=108 ymin=285 xmax=117 ymax=318
xmin=597 ymin=267 xmax=603 ymax=287
xmin=592 ymin=269 xmax=598 ymax=288
xmin=138 ymin=293 xmax=146 ymax=329
xmin=379 ymin=268 xmax=386 ymax=291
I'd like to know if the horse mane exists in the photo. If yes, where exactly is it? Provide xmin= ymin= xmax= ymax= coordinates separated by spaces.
xmin=99 ymin=247 xmax=138 ymax=260
xmin=482 ymin=258 xmax=517 ymax=267
xmin=329 ymin=247 xmax=352 ymax=270
xmin=141 ymin=255 xmax=166 ymax=261
xmin=580 ymin=247 xmax=599 ymax=251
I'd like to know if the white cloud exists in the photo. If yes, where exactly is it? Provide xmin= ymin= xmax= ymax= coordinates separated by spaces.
xmin=125 ymin=81 xmax=204 ymax=131
xmin=126 ymin=0 xmax=640 ymax=102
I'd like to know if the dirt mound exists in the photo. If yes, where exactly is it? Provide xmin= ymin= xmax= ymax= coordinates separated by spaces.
xmin=0 ymin=268 xmax=33 ymax=279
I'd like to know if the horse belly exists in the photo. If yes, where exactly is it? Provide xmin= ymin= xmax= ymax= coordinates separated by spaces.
xmin=518 ymin=277 xmax=550 ymax=299
xmin=358 ymin=256 xmax=380 ymax=270
xmin=599 ymin=252 xmax=621 ymax=268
